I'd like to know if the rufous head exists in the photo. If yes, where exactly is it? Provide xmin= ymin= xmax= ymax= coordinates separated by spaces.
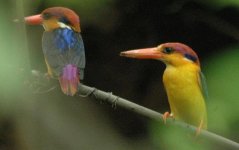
xmin=25 ymin=7 xmax=81 ymax=32
xmin=120 ymin=42 xmax=200 ymax=67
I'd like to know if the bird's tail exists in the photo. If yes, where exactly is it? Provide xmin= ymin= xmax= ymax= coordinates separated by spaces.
xmin=59 ymin=64 xmax=79 ymax=96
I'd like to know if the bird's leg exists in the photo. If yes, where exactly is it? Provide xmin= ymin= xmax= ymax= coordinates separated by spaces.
xmin=162 ymin=112 xmax=174 ymax=124
xmin=44 ymin=58 xmax=54 ymax=80
xmin=195 ymin=119 xmax=204 ymax=136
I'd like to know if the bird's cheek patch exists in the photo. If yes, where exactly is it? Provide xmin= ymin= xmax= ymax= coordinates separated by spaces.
xmin=43 ymin=19 xmax=60 ymax=31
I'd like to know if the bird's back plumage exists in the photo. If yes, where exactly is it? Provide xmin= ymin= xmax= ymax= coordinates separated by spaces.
xmin=42 ymin=28 xmax=85 ymax=95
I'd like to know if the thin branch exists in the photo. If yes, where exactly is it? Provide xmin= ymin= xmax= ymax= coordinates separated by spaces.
xmin=78 ymin=84 xmax=239 ymax=150
xmin=29 ymin=71 xmax=239 ymax=149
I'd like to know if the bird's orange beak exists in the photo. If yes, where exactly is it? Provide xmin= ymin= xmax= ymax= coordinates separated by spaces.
xmin=120 ymin=47 xmax=161 ymax=59
xmin=24 ymin=14 xmax=43 ymax=25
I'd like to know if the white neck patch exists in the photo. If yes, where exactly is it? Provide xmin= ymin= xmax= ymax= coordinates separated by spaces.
xmin=57 ymin=22 xmax=72 ymax=30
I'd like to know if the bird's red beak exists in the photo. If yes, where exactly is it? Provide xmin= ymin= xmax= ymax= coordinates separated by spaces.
xmin=120 ymin=47 xmax=161 ymax=59
xmin=24 ymin=14 xmax=43 ymax=25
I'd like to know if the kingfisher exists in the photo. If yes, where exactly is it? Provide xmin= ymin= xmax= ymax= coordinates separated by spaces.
xmin=120 ymin=42 xmax=208 ymax=129
xmin=25 ymin=7 xmax=85 ymax=96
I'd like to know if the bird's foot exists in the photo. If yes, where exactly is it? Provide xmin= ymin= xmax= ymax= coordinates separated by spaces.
xmin=162 ymin=111 xmax=174 ymax=124
xmin=27 ymin=70 xmax=57 ymax=94
xmin=44 ymin=72 xmax=52 ymax=80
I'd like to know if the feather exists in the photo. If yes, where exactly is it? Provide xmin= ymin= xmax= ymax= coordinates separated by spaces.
xmin=59 ymin=64 xmax=79 ymax=96
xmin=42 ymin=28 xmax=85 ymax=78
xmin=198 ymin=71 xmax=209 ymax=100
xmin=42 ymin=28 xmax=85 ymax=96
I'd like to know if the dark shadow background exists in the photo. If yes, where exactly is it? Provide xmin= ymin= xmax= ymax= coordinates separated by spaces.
xmin=0 ymin=0 xmax=238 ymax=149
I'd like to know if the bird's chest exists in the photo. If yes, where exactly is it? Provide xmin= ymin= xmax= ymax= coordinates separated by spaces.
xmin=162 ymin=66 xmax=200 ymax=104
xmin=163 ymin=67 xmax=195 ymax=89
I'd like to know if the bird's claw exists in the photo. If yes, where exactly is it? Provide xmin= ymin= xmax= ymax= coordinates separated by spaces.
xmin=44 ymin=73 xmax=52 ymax=80
xmin=162 ymin=112 xmax=174 ymax=124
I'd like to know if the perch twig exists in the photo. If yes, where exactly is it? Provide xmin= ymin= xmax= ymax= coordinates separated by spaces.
xmin=78 ymin=83 xmax=239 ymax=150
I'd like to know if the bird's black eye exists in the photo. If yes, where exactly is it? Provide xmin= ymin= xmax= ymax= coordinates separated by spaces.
xmin=42 ymin=13 xmax=52 ymax=20
xmin=162 ymin=47 xmax=174 ymax=54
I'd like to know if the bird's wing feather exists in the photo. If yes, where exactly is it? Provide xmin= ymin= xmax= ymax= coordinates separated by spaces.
xmin=42 ymin=28 xmax=85 ymax=79
xmin=197 ymin=71 xmax=208 ymax=100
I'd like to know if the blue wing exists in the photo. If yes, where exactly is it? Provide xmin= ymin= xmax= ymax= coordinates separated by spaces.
xmin=198 ymin=71 xmax=208 ymax=100
xmin=42 ymin=28 xmax=85 ymax=79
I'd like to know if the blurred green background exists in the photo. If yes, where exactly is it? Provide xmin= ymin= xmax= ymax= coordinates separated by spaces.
xmin=0 ymin=0 xmax=238 ymax=149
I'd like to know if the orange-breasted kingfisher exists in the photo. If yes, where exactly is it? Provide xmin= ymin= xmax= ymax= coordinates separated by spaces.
xmin=120 ymin=42 xmax=208 ymax=129
xmin=25 ymin=7 xmax=85 ymax=96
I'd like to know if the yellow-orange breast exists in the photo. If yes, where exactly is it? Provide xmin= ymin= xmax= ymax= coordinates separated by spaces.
xmin=163 ymin=64 xmax=207 ymax=129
